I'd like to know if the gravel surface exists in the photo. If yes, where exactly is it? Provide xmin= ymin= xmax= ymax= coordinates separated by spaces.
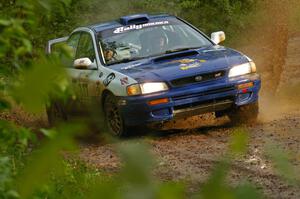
xmin=79 ymin=107 xmax=300 ymax=198
xmin=79 ymin=35 xmax=300 ymax=199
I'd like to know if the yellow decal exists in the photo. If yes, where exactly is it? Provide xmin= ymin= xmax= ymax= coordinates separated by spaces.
xmin=170 ymin=59 xmax=207 ymax=70
xmin=172 ymin=59 xmax=196 ymax=64
xmin=179 ymin=59 xmax=206 ymax=70
xmin=180 ymin=63 xmax=201 ymax=70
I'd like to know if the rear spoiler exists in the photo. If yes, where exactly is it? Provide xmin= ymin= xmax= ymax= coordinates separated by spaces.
xmin=46 ymin=36 xmax=68 ymax=54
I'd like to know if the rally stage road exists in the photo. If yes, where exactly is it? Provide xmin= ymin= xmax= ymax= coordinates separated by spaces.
xmin=79 ymin=35 xmax=300 ymax=198
xmin=80 ymin=108 xmax=300 ymax=198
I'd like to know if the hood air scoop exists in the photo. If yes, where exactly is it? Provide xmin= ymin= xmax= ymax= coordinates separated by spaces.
xmin=153 ymin=50 xmax=199 ymax=63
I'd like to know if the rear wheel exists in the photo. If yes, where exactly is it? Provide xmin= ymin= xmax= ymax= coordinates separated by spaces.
xmin=227 ymin=102 xmax=259 ymax=125
xmin=46 ymin=101 xmax=68 ymax=126
xmin=103 ymin=94 xmax=127 ymax=137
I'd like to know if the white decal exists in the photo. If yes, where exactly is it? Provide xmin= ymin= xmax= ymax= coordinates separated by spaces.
xmin=113 ymin=21 xmax=169 ymax=34
xmin=121 ymin=62 xmax=142 ymax=70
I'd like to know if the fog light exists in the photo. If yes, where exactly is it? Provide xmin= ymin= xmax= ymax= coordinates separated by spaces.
xmin=237 ymin=82 xmax=254 ymax=90
xmin=148 ymin=98 xmax=169 ymax=106
xmin=152 ymin=108 xmax=170 ymax=116
xmin=238 ymin=93 xmax=251 ymax=101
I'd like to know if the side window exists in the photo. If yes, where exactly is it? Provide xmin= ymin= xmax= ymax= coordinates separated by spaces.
xmin=76 ymin=33 xmax=96 ymax=63
xmin=67 ymin=33 xmax=81 ymax=60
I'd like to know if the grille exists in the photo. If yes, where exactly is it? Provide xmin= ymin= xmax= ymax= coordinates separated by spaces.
xmin=172 ymin=86 xmax=235 ymax=102
xmin=171 ymin=70 xmax=226 ymax=87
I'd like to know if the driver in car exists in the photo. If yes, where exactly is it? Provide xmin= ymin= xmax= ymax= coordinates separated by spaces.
xmin=103 ymin=48 xmax=116 ymax=63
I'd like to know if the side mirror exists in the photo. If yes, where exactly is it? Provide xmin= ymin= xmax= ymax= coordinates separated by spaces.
xmin=74 ymin=57 xmax=97 ymax=69
xmin=211 ymin=31 xmax=226 ymax=44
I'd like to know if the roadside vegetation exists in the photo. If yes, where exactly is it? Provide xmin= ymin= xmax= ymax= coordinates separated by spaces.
xmin=0 ymin=0 xmax=299 ymax=198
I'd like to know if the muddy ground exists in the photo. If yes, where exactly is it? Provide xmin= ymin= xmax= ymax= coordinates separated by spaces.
xmin=80 ymin=105 xmax=300 ymax=198
xmin=79 ymin=33 xmax=300 ymax=198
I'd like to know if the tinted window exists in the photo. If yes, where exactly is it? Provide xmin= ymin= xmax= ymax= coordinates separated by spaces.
xmin=76 ymin=33 xmax=96 ymax=62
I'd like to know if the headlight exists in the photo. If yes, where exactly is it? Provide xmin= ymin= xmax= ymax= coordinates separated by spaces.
xmin=127 ymin=82 xmax=169 ymax=96
xmin=228 ymin=62 xmax=256 ymax=78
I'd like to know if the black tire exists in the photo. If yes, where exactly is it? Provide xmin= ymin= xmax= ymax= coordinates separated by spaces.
xmin=227 ymin=102 xmax=259 ymax=125
xmin=46 ymin=101 xmax=68 ymax=126
xmin=103 ymin=94 xmax=127 ymax=137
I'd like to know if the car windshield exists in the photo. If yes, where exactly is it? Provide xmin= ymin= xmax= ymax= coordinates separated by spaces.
xmin=98 ymin=18 xmax=212 ymax=65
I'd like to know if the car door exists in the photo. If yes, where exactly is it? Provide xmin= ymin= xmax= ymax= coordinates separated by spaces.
xmin=67 ymin=31 xmax=104 ymax=113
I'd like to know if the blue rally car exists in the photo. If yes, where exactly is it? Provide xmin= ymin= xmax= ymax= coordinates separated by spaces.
xmin=47 ymin=14 xmax=261 ymax=136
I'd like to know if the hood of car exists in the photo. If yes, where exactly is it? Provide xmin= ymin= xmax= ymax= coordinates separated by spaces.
xmin=109 ymin=46 xmax=249 ymax=83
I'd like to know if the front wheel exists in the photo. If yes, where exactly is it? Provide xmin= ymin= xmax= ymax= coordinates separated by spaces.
xmin=227 ymin=102 xmax=259 ymax=125
xmin=103 ymin=94 xmax=127 ymax=137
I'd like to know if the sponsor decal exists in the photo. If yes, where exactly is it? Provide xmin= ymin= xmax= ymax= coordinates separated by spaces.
xmin=113 ymin=21 xmax=169 ymax=34
xmin=121 ymin=62 xmax=142 ymax=70
xmin=171 ymin=59 xmax=196 ymax=64
xmin=180 ymin=63 xmax=201 ymax=70
xmin=120 ymin=77 xmax=129 ymax=85
xmin=173 ymin=59 xmax=206 ymax=70
xmin=103 ymin=73 xmax=115 ymax=87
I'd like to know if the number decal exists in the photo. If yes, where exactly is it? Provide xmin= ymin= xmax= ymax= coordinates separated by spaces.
xmin=103 ymin=73 xmax=115 ymax=87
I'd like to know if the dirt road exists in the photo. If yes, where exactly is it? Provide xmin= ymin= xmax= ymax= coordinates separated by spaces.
xmin=79 ymin=34 xmax=300 ymax=198
xmin=80 ymin=108 xmax=300 ymax=198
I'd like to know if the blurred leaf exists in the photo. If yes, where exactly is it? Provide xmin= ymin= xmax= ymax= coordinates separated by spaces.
xmin=0 ymin=156 xmax=19 ymax=198
xmin=158 ymin=182 xmax=185 ymax=199
xmin=0 ymin=19 xmax=10 ymax=26
xmin=0 ymin=120 xmax=36 ymax=156
xmin=16 ymin=123 xmax=84 ymax=198
xmin=229 ymin=128 xmax=249 ymax=155
xmin=118 ymin=142 xmax=154 ymax=185
xmin=41 ymin=128 xmax=58 ymax=139
xmin=0 ymin=98 xmax=11 ymax=110
xmin=89 ymin=180 xmax=120 ymax=199
xmin=200 ymin=160 xmax=234 ymax=199
xmin=265 ymin=143 xmax=298 ymax=184
xmin=12 ymin=55 xmax=69 ymax=113
xmin=234 ymin=182 xmax=262 ymax=199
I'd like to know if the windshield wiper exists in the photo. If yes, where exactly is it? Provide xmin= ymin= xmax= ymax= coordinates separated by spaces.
xmin=164 ymin=46 xmax=204 ymax=54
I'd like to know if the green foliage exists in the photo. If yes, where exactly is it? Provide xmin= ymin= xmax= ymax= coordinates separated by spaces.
xmin=0 ymin=1 xmax=73 ymax=198
xmin=0 ymin=121 xmax=36 ymax=157
xmin=265 ymin=143 xmax=299 ymax=184
xmin=58 ymin=0 xmax=255 ymax=44
xmin=199 ymin=128 xmax=262 ymax=199
xmin=12 ymin=55 xmax=69 ymax=113
xmin=0 ymin=0 xmax=298 ymax=199
xmin=229 ymin=128 xmax=249 ymax=155
xmin=16 ymin=123 xmax=83 ymax=198
xmin=0 ymin=157 xmax=19 ymax=199
xmin=87 ymin=142 xmax=186 ymax=199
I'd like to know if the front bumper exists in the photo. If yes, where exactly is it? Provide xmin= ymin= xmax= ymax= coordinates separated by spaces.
xmin=118 ymin=73 xmax=261 ymax=126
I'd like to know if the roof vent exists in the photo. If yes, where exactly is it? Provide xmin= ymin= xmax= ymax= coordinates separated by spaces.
xmin=120 ymin=14 xmax=149 ymax=25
